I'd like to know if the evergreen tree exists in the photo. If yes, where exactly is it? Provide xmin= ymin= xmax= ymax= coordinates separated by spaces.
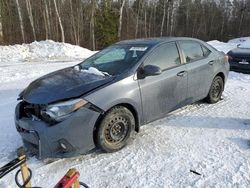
xmin=95 ymin=0 xmax=119 ymax=49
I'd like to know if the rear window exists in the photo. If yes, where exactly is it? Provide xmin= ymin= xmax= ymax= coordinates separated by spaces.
xmin=179 ymin=41 xmax=204 ymax=63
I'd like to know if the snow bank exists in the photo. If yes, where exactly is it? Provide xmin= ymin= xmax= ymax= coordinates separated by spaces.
xmin=0 ymin=40 xmax=95 ymax=64
xmin=207 ymin=40 xmax=237 ymax=53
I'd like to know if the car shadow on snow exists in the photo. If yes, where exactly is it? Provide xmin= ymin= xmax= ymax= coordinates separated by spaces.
xmin=155 ymin=114 xmax=250 ymax=150
xmin=158 ymin=113 xmax=250 ymax=148
xmin=228 ymin=138 xmax=250 ymax=150
xmin=161 ymin=114 xmax=250 ymax=131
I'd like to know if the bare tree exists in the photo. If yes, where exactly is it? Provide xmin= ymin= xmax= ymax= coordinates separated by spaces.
xmin=90 ymin=0 xmax=96 ymax=50
xmin=76 ymin=1 xmax=82 ymax=46
xmin=15 ymin=0 xmax=25 ymax=43
xmin=144 ymin=2 xmax=147 ymax=37
xmin=53 ymin=0 xmax=65 ymax=42
xmin=153 ymin=3 xmax=156 ymax=37
xmin=148 ymin=2 xmax=153 ymax=37
xmin=118 ymin=0 xmax=126 ymax=40
xmin=160 ymin=0 xmax=167 ymax=37
xmin=0 ymin=9 xmax=3 ymax=40
xmin=70 ymin=0 xmax=77 ymax=44
xmin=135 ymin=0 xmax=141 ymax=38
xmin=185 ymin=1 xmax=190 ymax=35
xmin=166 ymin=4 xmax=170 ymax=35
xmin=169 ymin=1 xmax=176 ymax=36
xmin=1 ymin=0 xmax=250 ymax=48
xmin=25 ymin=0 xmax=36 ymax=40
xmin=238 ymin=5 xmax=247 ymax=36
xmin=43 ymin=0 xmax=51 ymax=39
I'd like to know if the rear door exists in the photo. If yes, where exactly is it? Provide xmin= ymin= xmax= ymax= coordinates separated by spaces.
xmin=178 ymin=40 xmax=215 ymax=103
xmin=138 ymin=42 xmax=188 ymax=123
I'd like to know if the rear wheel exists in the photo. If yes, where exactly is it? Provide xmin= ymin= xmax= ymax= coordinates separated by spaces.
xmin=205 ymin=76 xmax=224 ymax=104
xmin=96 ymin=106 xmax=135 ymax=152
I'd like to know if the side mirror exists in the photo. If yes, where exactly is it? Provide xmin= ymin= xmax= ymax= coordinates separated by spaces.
xmin=142 ymin=64 xmax=162 ymax=77
xmin=137 ymin=64 xmax=162 ymax=79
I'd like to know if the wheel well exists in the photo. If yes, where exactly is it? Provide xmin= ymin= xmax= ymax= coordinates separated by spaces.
xmin=216 ymin=72 xmax=225 ymax=83
xmin=120 ymin=103 xmax=140 ymax=133
xmin=93 ymin=103 xmax=140 ymax=146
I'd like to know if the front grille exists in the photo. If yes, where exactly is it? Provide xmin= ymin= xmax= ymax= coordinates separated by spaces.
xmin=231 ymin=56 xmax=250 ymax=63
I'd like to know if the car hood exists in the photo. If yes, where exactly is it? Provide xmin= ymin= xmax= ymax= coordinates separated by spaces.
xmin=19 ymin=67 xmax=114 ymax=104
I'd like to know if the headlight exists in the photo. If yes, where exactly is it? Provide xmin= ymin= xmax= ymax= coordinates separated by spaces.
xmin=42 ymin=98 xmax=88 ymax=122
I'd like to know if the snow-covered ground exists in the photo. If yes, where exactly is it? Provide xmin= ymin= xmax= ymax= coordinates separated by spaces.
xmin=0 ymin=41 xmax=249 ymax=187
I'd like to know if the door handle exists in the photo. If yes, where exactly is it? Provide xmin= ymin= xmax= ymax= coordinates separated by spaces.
xmin=208 ymin=60 xmax=215 ymax=65
xmin=177 ymin=71 xmax=187 ymax=77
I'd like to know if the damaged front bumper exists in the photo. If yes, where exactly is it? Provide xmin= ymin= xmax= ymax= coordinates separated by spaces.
xmin=15 ymin=102 xmax=101 ymax=159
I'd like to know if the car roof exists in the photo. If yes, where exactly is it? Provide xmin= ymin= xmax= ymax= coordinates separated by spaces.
xmin=116 ymin=37 xmax=202 ymax=46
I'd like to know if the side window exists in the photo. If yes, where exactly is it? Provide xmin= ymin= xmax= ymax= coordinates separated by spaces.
xmin=145 ymin=42 xmax=181 ymax=70
xmin=179 ymin=41 xmax=204 ymax=63
xmin=201 ymin=45 xmax=211 ymax=57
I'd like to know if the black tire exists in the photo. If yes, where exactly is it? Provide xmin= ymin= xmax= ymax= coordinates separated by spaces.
xmin=96 ymin=106 xmax=135 ymax=152
xmin=205 ymin=76 xmax=224 ymax=104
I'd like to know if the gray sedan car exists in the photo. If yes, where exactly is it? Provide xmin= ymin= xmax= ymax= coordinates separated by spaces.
xmin=15 ymin=37 xmax=229 ymax=158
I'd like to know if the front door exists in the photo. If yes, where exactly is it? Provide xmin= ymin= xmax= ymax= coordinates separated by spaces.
xmin=138 ymin=42 xmax=188 ymax=123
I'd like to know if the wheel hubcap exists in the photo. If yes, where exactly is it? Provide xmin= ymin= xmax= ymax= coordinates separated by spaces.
xmin=212 ymin=80 xmax=221 ymax=99
xmin=104 ymin=116 xmax=129 ymax=144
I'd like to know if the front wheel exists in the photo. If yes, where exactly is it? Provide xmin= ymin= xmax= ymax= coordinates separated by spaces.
xmin=95 ymin=106 xmax=135 ymax=152
xmin=205 ymin=76 xmax=224 ymax=104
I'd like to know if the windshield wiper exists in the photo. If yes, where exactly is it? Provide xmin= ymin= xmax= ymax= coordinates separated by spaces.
xmin=101 ymin=71 xmax=111 ymax=77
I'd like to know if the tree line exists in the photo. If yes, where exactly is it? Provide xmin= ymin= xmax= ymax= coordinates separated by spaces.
xmin=0 ymin=0 xmax=250 ymax=50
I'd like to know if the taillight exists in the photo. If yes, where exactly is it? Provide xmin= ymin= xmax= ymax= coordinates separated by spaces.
xmin=224 ymin=55 xmax=233 ymax=62
xmin=224 ymin=55 xmax=229 ymax=61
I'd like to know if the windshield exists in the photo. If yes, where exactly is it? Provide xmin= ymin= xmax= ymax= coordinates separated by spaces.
xmin=80 ymin=44 xmax=150 ymax=75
